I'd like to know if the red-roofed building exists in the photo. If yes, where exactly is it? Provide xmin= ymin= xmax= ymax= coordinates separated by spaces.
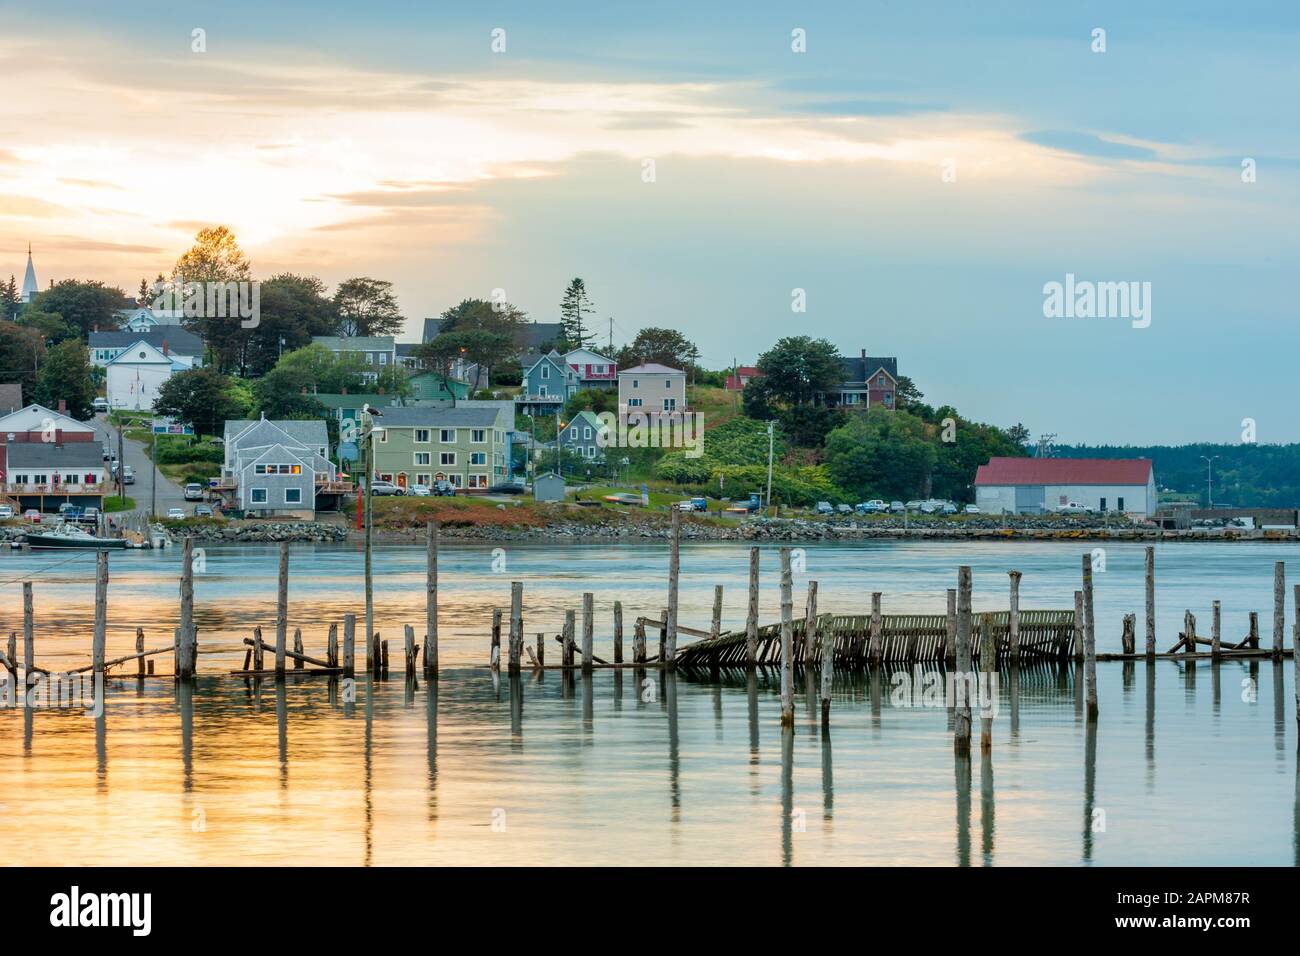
xmin=974 ymin=457 xmax=1156 ymax=516
xmin=725 ymin=366 xmax=761 ymax=391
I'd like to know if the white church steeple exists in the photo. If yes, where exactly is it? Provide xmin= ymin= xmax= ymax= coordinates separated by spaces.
xmin=20 ymin=243 xmax=38 ymax=302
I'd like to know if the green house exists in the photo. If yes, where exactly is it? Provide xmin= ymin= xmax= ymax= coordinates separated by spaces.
xmin=370 ymin=406 xmax=509 ymax=491
xmin=408 ymin=372 xmax=471 ymax=402
xmin=313 ymin=393 xmax=399 ymax=427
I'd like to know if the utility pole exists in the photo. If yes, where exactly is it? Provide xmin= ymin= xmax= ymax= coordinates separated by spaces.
xmin=765 ymin=420 xmax=775 ymax=517
xmin=1201 ymin=455 xmax=1219 ymax=508
xmin=149 ymin=426 xmax=157 ymax=520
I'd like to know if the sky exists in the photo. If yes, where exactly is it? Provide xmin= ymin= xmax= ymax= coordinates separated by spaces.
xmin=0 ymin=1 xmax=1296 ymax=444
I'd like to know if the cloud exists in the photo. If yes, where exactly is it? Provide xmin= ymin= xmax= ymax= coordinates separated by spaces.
xmin=1019 ymin=130 xmax=1159 ymax=162
xmin=790 ymin=99 xmax=948 ymax=117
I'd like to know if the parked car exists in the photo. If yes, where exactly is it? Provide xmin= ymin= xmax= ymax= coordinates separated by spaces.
xmin=964 ymin=504 xmax=981 ymax=514
xmin=166 ymin=507 xmax=186 ymax=520
xmin=409 ymin=485 xmax=431 ymax=497
xmin=432 ymin=479 xmax=457 ymax=497
xmin=919 ymin=500 xmax=938 ymax=514
xmin=836 ymin=503 xmax=853 ymax=514
xmin=889 ymin=501 xmax=906 ymax=513
xmin=855 ymin=499 xmax=887 ymax=514
xmin=122 ymin=465 xmax=135 ymax=485
xmin=1054 ymin=502 xmax=1089 ymax=514
xmin=488 ymin=480 xmax=528 ymax=495
xmin=368 ymin=479 xmax=403 ymax=496
xmin=814 ymin=501 xmax=834 ymax=515
xmin=194 ymin=504 xmax=214 ymax=517
xmin=905 ymin=499 xmax=923 ymax=512
xmin=183 ymin=482 xmax=204 ymax=501
xmin=676 ymin=496 xmax=708 ymax=512
xmin=92 ymin=398 xmax=109 ymax=413
xmin=942 ymin=502 xmax=958 ymax=514
xmin=24 ymin=509 xmax=41 ymax=523
xmin=102 ymin=445 xmax=113 ymax=461
xmin=0 ymin=504 xmax=13 ymax=519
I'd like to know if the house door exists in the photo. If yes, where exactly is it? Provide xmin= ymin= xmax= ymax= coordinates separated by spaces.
xmin=397 ymin=473 xmax=408 ymax=490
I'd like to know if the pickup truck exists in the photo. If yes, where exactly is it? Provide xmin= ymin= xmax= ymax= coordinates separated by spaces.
xmin=676 ymin=497 xmax=709 ymax=513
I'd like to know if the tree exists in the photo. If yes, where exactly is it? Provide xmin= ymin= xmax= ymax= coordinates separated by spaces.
xmin=27 ymin=280 xmax=126 ymax=338
xmin=254 ymin=365 xmax=328 ymax=420
xmin=824 ymin=408 xmax=937 ymax=500
xmin=563 ymin=387 xmax=617 ymax=419
xmin=753 ymin=336 xmax=842 ymax=407
xmin=1005 ymin=422 xmax=1031 ymax=447
xmin=274 ymin=344 xmax=369 ymax=394
xmin=558 ymin=278 xmax=596 ymax=351
xmin=1 ymin=276 xmax=20 ymax=321
xmin=0 ymin=323 xmax=45 ymax=403
xmin=333 ymin=277 xmax=405 ymax=337
xmin=438 ymin=297 xmax=528 ymax=338
xmin=173 ymin=226 xmax=252 ymax=374
xmin=414 ymin=332 xmax=471 ymax=407
xmin=244 ymin=274 xmax=338 ymax=376
xmin=614 ymin=326 xmax=697 ymax=370
xmin=153 ymin=366 xmax=244 ymax=438
xmin=33 ymin=339 xmax=96 ymax=420
xmin=894 ymin=375 xmax=924 ymax=411
xmin=456 ymin=328 xmax=514 ymax=386
xmin=17 ymin=310 xmax=76 ymax=346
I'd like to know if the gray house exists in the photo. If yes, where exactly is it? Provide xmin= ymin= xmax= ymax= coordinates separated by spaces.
xmin=220 ymin=417 xmax=336 ymax=518
xmin=557 ymin=410 xmax=605 ymax=463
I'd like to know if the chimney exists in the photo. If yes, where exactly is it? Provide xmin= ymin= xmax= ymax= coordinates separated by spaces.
xmin=162 ymin=340 xmax=169 ymax=357
xmin=377 ymin=386 xmax=385 ymax=396
xmin=860 ymin=348 xmax=866 ymax=359
xmin=58 ymin=399 xmax=66 ymax=415
xmin=55 ymin=427 xmax=62 ymax=448
xmin=340 ymin=386 xmax=348 ymax=396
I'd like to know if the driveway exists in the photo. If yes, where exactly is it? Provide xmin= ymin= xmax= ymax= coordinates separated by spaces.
xmin=92 ymin=414 xmax=189 ymax=518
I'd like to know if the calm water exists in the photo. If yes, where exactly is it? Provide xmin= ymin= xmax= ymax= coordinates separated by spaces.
xmin=1 ymin=539 xmax=1298 ymax=865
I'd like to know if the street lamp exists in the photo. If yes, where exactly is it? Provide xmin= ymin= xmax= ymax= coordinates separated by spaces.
xmin=1200 ymin=455 xmax=1219 ymax=509
xmin=765 ymin=420 xmax=776 ymax=516
xmin=361 ymin=411 xmax=385 ymax=663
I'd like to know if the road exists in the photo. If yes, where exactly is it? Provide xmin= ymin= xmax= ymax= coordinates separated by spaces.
xmin=92 ymin=414 xmax=190 ymax=519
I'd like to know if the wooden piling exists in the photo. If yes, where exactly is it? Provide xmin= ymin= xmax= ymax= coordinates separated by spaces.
xmin=327 ymin=623 xmax=338 ymax=668
xmin=1184 ymin=611 xmax=1196 ymax=658
xmin=659 ymin=608 xmax=667 ymax=663
xmin=868 ymin=592 xmax=883 ymax=664
xmin=92 ymin=549 xmax=108 ymax=676
xmin=563 ymin=610 xmax=576 ymax=669
xmin=490 ymin=608 xmax=502 ymax=671
xmin=425 ymin=521 xmax=439 ymax=677
xmin=274 ymin=541 xmax=288 ymax=677
xmin=252 ymin=625 xmax=264 ymax=672
xmin=23 ymin=581 xmax=34 ymax=690
xmin=711 ymin=585 xmax=723 ymax=641
xmin=509 ymin=582 xmax=524 ymax=674
xmin=1073 ymin=591 xmax=1084 ymax=662
xmin=1008 ymin=571 xmax=1022 ymax=663
xmin=1249 ymin=611 xmax=1259 ymax=650
xmin=343 ymin=614 xmax=355 ymax=678
xmin=401 ymin=623 xmax=414 ymax=675
xmin=179 ymin=537 xmax=194 ymax=676
xmin=979 ymin=612 xmax=994 ymax=753
xmin=1144 ymin=546 xmax=1156 ymax=660
xmin=1294 ymin=585 xmax=1300 ymax=735
xmin=1121 ymin=613 xmax=1136 ymax=655
xmin=1081 ymin=554 xmax=1097 ymax=720
xmin=1275 ymin=561 xmax=1286 ymax=660
xmin=633 ymin=620 xmax=646 ymax=664
xmin=7 ymin=630 xmax=17 ymax=686
xmin=1211 ymin=601 xmax=1222 ymax=660
xmin=380 ymin=639 xmax=389 ymax=673
xmin=805 ymin=581 xmax=819 ymax=670
xmin=954 ymin=566 xmax=973 ymax=754
xmin=779 ymin=547 xmax=794 ymax=726
xmin=136 ymin=628 xmax=145 ymax=678
xmin=536 ymin=632 xmax=546 ymax=668
xmin=746 ymin=547 xmax=759 ymax=669
xmin=813 ymin=582 xmax=832 ymax=722
xmin=665 ymin=505 xmax=681 ymax=668
xmin=942 ymin=587 xmax=957 ymax=664
xmin=581 ymin=591 xmax=593 ymax=673
xmin=293 ymin=628 xmax=305 ymax=669
xmin=613 ymin=601 xmax=624 ymax=664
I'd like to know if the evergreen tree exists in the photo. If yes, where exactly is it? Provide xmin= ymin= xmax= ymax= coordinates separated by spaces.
xmin=558 ymin=278 xmax=596 ymax=350
xmin=33 ymin=339 xmax=96 ymax=420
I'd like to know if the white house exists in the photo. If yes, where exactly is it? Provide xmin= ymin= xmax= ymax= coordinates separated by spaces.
xmin=618 ymin=363 xmax=686 ymax=412
xmin=974 ymin=457 xmax=1157 ymax=517
xmin=90 ymin=328 xmax=204 ymax=369
xmin=106 ymin=340 xmax=195 ymax=412
xmin=115 ymin=306 xmax=185 ymax=332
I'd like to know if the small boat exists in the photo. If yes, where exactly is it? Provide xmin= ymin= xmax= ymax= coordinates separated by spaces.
xmin=26 ymin=522 xmax=129 ymax=550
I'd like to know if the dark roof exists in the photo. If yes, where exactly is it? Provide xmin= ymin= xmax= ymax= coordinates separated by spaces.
xmin=422 ymin=318 xmax=562 ymax=352
xmin=378 ymin=406 xmax=500 ymax=428
xmin=0 ymin=383 xmax=21 ymax=414
xmin=839 ymin=355 xmax=898 ymax=384
xmin=974 ymin=457 xmax=1153 ymax=486
xmin=89 ymin=327 xmax=204 ymax=355
xmin=7 ymin=441 xmax=104 ymax=468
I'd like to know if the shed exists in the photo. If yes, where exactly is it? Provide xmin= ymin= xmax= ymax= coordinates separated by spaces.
xmin=533 ymin=472 xmax=566 ymax=503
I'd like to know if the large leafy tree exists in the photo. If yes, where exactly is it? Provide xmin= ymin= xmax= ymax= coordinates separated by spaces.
xmin=751 ymin=336 xmax=843 ymax=407
xmin=414 ymin=332 xmax=471 ymax=407
xmin=28 ymin=280 xmax=126 ymax=338
xmin=614 ymin=327 xmax=697 ymax=369
xmin=438 ymin=297 xmax=528 ymax=338
xmin=558 ymin=278 xmax=596 ymax=351
xmin=333 ymin=277 xmax=405 ymax=337
xmin=0 ymin=323 xmax=44 ymax=402
xmin=153 ymin=366 xmax=245 ymax=438
xmin=33 ymin=339 xmax=96 ymax=420
xmin=173 ymin=226 xmax=252 ymax=374
xmin=244 ymin=274 xmax=338 ymax=376
xmin=254 ymin=365 xmax=328 ymax=420
xmin=17 ymin=310 xmax=77 ymax=346
xmin=825 ymin=407 xmax=937 ymax=500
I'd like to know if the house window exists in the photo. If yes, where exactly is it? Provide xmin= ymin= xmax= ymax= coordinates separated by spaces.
xmin=33 ymin=474 xmax=47 ymax=485
xmin=12 ymin=474 xmax=27 ymax=484
xmin=665 ymin=380 xmax=671 ymax=388
xmin=440 ymin=429 xmax=455 ymax=442
xmin=251 ymin=488 xmax=268 ymax=504
xmin=470 ymin=452 xmax=486 ymax=466
xmin=569 ymin=427 xmax=578 ymax=439
xmin=379 ymin=353 xmax=388 ymax=365
xmin=416 ymin=474 xmax=430 ymax=487
xmin=440 ymin=453 xmax=456 ymax=466
xmin=1100 ymin=498 xmax=1107 ymax=511
xmin=447 ymin=474 xmax=463 ymax=488
xmin=878 ymin=375 xmax=886 ymax=386
xmin=415 ymin=452 xmax=431 ymax=466
xmin=285 ymin=488 xmax=302 ymax=504
xmin=884 ymin=392 xmax=893 ymax=406
xmin=366 ymin=354 xmax=374 ymax=364
xmin=632 ymin=379 xmax=639 ymax=388
xmin=663 ymin=398 xmax=677 ymax=410
xmin=64 ymin=473 xmax=80 ymax=485
xmin=1118 ymin=497 xmax=1125 ymax=511
xmin=379 ymin=430 xmax=388 ymax=443
xmin=584 ymin=426 xmax=593 ymax=440
xmin=83 ymin=473 xmax=96 ymax=484
xmin=541 ymin=365 xmax=550 ymax=379
xmin=468 ymin=474 xmax=488 ymax=489
xmin=471 ymin=429 xmax=486 ymax=443
xmin=415 ymin=429 xmax=430 ymax=443
xmin=539 ymin=385 xmax=548 ymax=397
